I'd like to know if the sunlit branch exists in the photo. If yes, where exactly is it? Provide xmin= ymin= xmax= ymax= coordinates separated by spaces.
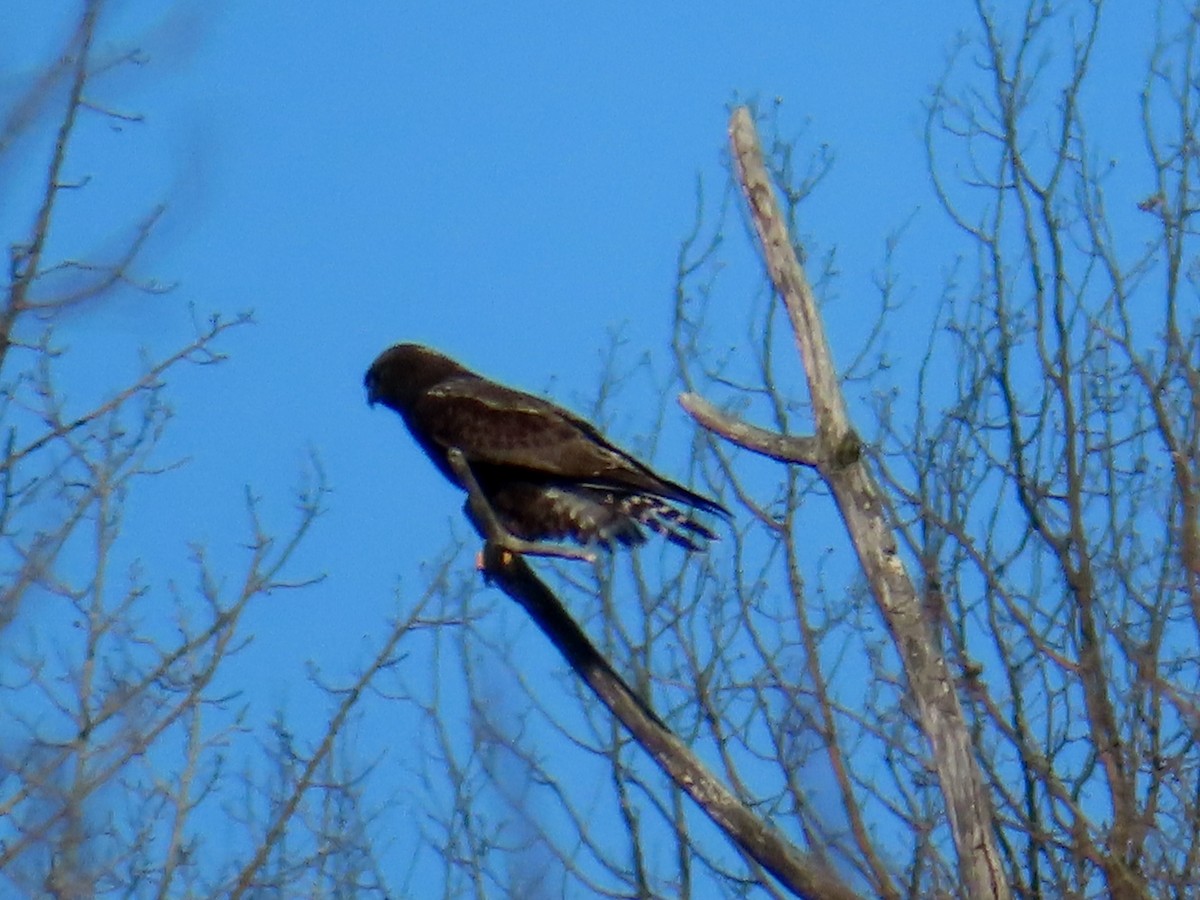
xmin=479 ymin=543 xmax=862 ymax=900
xmin=721 ymin=104 xmax=1009 ymax=900
xmin=678 ymin=392 xmax=822 ymax=467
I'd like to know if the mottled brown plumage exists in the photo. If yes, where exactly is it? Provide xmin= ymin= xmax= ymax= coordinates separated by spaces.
xmin=364 ymin=343 xmax=727 ymax=551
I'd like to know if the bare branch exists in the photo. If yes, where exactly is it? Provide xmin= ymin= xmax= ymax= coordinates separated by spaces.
xmin=722 ymin=105 xmax=1010 ymax=900
xmin=479 ymin=547 xmax=862 ymax=900
xmin=678 ymin=391 xmax=822 ymax=466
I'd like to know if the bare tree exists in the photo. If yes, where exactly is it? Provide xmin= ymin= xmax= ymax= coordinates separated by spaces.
xmin=406 ymin=3 xmax=1200 ymax=899
xmin=882 ymin=2 xmax=1197 ymax=895
xmin=0 ymin=5 xmax=438 ymax=897
xmin=11 ymin=3 xmax=1193 ymax=899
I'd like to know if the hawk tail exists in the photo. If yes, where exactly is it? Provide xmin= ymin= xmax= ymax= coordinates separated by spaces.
xmin=617 ymin=494 xmax=719 ymax=552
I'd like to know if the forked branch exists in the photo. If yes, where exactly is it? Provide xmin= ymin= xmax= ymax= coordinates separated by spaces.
xmin=683 ymin=106 xmax=1010 ymax=900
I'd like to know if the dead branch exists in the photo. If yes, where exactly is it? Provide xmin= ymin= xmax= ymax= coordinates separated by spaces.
xmin=684 ymin=106 xmax=1010 ymax=900
xmin=475 ymin=538 xmax=860 ymax=899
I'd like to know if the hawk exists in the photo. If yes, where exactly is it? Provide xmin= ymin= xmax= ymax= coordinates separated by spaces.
xmin=364 ymin=343 xmax=727 ymax=555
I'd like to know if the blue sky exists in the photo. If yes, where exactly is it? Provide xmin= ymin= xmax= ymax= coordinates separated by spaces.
xmin=29 ymin=1 xmax=984 ymax=666
xmin=6 ymin=0 xmax=1164 ymax=891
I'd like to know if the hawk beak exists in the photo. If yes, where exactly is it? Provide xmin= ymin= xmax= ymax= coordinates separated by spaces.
xmin=364 ymin=372 xmax=379 ymax=407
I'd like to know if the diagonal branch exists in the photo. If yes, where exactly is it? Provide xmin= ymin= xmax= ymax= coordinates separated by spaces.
xmin=2 ymin=313 xmax=250 ymax=474
xmin=466 ymin=478 xmax=860 ymax=898
xmin=228 ymin=584 xmax=441 ymax=899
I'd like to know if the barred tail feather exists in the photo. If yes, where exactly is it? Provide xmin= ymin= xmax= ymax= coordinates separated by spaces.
xmin=485 ymin=480 xmax=723 ymax=552
xmin=617 ymin=495 xmax=719 ymax=552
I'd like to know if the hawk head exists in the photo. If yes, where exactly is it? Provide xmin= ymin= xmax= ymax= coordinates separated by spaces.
xmin=364 ymin=343 xmax=473 ymax=413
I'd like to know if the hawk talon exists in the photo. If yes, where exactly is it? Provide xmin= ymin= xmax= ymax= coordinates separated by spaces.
xmin=475 ymin=538 xmax=595 ymax=570
xmin=497 ymin=536 xmax=596 ymax=564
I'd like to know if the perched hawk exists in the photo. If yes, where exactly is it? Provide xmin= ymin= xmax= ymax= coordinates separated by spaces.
xmin=364 ymin=343 xmax=727 ymax=552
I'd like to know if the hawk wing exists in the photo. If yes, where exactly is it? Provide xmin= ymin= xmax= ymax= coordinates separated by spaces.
xmin=412 ymin=376 xmax=721 ymax=513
